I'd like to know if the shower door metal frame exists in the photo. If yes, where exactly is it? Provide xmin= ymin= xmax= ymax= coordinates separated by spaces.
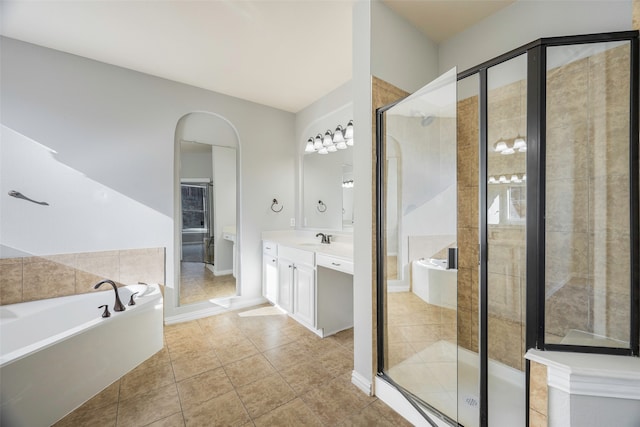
xmin=376 ymin=29 xmax=639 ymax=427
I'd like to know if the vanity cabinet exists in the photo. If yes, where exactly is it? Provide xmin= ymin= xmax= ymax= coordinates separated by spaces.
xmin=262 ymin=239 xmax=352 ymax=337
xmin=262 ymin=241 xmax=278 ymax=304
xmin=277 ymin=246 xmax=315 ymax=328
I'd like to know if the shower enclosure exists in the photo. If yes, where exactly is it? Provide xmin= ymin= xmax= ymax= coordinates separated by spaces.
xmin=376 ymin=30 xmax=638 ymax=427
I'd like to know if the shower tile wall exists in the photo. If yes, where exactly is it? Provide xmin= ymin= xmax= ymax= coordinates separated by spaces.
xmin=457 ymin=79 xmax=527 ymax=371
xmin=545 ymin=44 xmax=631 ymax=345
xmin=457 ymin=94 xmax=480 ymax=354
xmin=0 ymin=247 xmax=165 ymax=305
xmin=457 ymin=42 xmax=632 ymax=367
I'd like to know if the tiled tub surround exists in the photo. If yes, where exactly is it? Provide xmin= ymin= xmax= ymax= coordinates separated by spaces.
xmin=54 ymin=305 xmax=411 ymax=427
xmin=1 ymin=283 xmax=164 ymax=426
xmin=0 ymin=247 xmax=165 ymax=305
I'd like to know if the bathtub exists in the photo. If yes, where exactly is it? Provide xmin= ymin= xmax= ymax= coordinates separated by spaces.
xmin=411 ymin=258 xmax=457 ymax=309
xmin=0 ymin=283 xmax=163 ymax=427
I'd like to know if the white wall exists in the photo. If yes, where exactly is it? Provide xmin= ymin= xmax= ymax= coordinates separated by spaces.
xmin=351 ymin=0 xmax=441 ymax=393
xmin=439 ymin=0 xmax=633 ymax=74
xmin=212 ymin=145 xmax=236 ymax=273
xmin=0 ymin=37 xmax=296 ymax=318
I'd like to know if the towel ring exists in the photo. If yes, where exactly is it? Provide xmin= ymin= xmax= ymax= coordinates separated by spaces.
xmin=271 ymin=198 xmax=283 ymax=213
xmin=317 ymin=200 xmax=327 ymax=213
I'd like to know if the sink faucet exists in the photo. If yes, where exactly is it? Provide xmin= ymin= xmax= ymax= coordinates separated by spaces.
xmin=315 ymin=232 xmax=332 ymax=244
xmin=94 ymin=279 xmax=126 ymax=312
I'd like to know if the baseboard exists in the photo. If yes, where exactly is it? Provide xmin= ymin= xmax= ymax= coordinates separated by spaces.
xmin=164 ymin=296 xmax=267 ymax=324
xmin=351 ymin=370 xmax=372 ymax=395
xmin=213 ymin=268 xmax=233 ymax=276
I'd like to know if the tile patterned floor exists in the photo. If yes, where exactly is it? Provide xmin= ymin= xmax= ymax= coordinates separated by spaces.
xmin=55 ymin=306 xmax=412 ymax=427
xmin=179 ymin=262 xmax=236 ymax=305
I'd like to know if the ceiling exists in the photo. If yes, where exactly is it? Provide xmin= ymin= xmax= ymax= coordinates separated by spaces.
xmin=1 ymin=0 xmax=514 ymax=113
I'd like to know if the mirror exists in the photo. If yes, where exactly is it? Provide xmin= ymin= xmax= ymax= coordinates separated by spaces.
xmin=176 ymin=112 xmax=238 ymax=306
xmin=302 ymin=145 xmax=353 ymax=230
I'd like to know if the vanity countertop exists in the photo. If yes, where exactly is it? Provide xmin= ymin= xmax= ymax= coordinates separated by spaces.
xmin=262 ymin=231 xmax=353 ymax=261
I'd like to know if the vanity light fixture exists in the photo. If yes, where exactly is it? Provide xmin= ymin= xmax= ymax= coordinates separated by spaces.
xmin=305 ymin=137 xmax=315 ymax=153
xmin=342 ymin=179 xmax=354 ymax=188
xmin=344 ymin=120 xmax=354 ymax=140
xmin=305 ymin=120 xmax=354 ymax=154
xmin=323 ymin=130 xmax=334 ymax=147
xmin=488 ymin=173 xmax=526 ymax=184
xmin=333 ymin=125 xmax=345 ymax=144
xmin=494 ymin=136 xmax=527 ymax=155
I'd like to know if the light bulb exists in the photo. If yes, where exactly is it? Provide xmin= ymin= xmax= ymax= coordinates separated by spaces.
xmin=501 ymin=148 xmax=515 ymax=155
xmin=495 ymin=140 xmax=507 ymax=152
xmin=336 ymin=141 xmax=347 ymax=150
xmin=327 ymin=144 xmax=337 ymax=152
xmin=514 ymin=137 xmax=526 ymax=150
xmin=499 ymin=175 xmax=508 ymax=183
xmin=318 ymin=147 xmax=328 ymax=155
xmin=488 ymin=176 xmax=498 ymax=184
xmin=313 ymin=134 xmax=323 ymax=151
xmin=346 ymin=138 xmax=354 ymax=146
xmin=323 ymin=130 xmax=333 ymax=147
xmin=333 ymin=125 xmax=345 ymax=144
xmin=344 ymin=120 xmax=354 ymax=139
xmin=305 ymin=137 xmax=315 ymax=152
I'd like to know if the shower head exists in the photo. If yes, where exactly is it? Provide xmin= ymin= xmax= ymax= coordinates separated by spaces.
xmin=421 ymin=115 xmax=435 ymax=127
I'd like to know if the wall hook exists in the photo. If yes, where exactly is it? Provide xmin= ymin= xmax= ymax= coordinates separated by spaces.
xmin=317 ymin=200 xmax=327 ymax=213
xmin=8 ymin=190 xmax=49 ymax=206
xmin=271 ymin=198 xmax=283 ymax=213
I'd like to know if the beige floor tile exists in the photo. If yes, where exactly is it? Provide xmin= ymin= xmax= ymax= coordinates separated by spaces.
xmin=182 ymin=390 xmax=250 ymax=427
xmin=263 ymin=341 xmax=311 ymax=371
xmin=336 ymin=403 xmax=398 ymax=427
xmin=301 ymin=376 xmax=375 ymax=425
xmin=314 ymin=345 xmax=354 ymax=378
xmin=171 ymin=349 xmax=221 ymax=382
xmin=253 ymin=398 xmax=322 ymax=427
xmin=247 ymin=330 xmax=294 ymax=352
xmin=214 ymin=337 xmax=260 ymax=365
xmin=120 ymin=361 xmax=176 ymax=401
xmin=146 ymin=412 xmax=186 ymax=427
xmin=53 ymin=402 xmax=118 ymax=427
xmin=117 ymin=383 xmax=182 ymax=427
xmin=177 ymin=367 xmax=234 ymax=411
xmin=224 ymin=353 xmax=277 ymax=388
xmin=78 ymin=380 xmax=121 ymax=412
xmin=236 ymin=373 xmax=296 ymax=418
xmin=368 ymin=399 xmax=414 ymax=426
xmin=279 ymin=360 xmax=333 ymax=395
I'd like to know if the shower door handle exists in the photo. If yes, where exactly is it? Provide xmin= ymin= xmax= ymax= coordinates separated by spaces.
xmin=447 ymin=248 xmax=458 ymax=270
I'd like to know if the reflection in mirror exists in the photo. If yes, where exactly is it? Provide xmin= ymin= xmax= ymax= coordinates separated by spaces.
xmin=342 ymin=164 xmax=354 ymax=228
xmin=176 ymin=113 xmax=237 ymax=306
xmin=303 ymin=144 xmax=353 ymax=229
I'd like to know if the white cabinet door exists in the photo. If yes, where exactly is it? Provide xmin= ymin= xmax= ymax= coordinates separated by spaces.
xmin=263 ymin=255 xmax=278 ymax=304
xmin=277 ymin=258 xmax=294 ymax=313
xmin=294 ymin=263 xmax=315 ymax=328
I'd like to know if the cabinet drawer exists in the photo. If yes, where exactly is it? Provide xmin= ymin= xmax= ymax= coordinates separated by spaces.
xmin=263 ymin=241 xmax=278 ymax=257
xmin=278 ymin=245 xmax=314 ymax=266
xmin=316 ymin=254 xmax=353 ymax=275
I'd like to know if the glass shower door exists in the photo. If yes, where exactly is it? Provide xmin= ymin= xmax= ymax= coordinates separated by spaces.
xmin=378 ymin=67 xmax=458 ymax=423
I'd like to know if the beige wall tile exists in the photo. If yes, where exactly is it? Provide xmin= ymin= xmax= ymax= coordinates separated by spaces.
xmin=488 ymin=272 xmax=523 ymax=323
xmin=457 ymin=267 xmax=472 ymax=311
xmin=546 ymin=178 xmax=589 ymax=232
xmin=546 ymin=57 xmax=589 ymax=128
xmin=488 ymin=315 xmax=523 ymax=370
xmin=0 ymin=261 xmax=23 ymax=304
xmin=635 ymin=0 xmax=640 ymax=30
xmin=119 ymin=248 xmax=165 ymax=285
xmin=545 ymin=278 xmax=592 ymax=341
xmin=22 ymin=258 xmax=76 ymax=301
xmin=75 ymin=252 xmax=120 ymax=293
xmin=546 ymin=122 xmax=588 ymax=181
xmin=590 ymin=175 xmax=630 ymax=235
xmin=530 ymin=361 xmax=548 ymax=416
xmin=545 ymin=231 xmax=589 ymax=287
xmin=529 ymin=409 xmax=548 ymax=427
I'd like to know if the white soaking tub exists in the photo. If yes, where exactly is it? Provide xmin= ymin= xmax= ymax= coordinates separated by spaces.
xmin=0 ymin=283 xmax=163 ymax=427
xmin=411 ymin=258 xmax=457 ymax=309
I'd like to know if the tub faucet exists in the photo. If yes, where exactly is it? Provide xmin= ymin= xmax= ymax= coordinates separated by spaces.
xmin=94 ymin=279 xmax=126 ymax=312
xmin=315 ymin=233 xmax=332 ymax=244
